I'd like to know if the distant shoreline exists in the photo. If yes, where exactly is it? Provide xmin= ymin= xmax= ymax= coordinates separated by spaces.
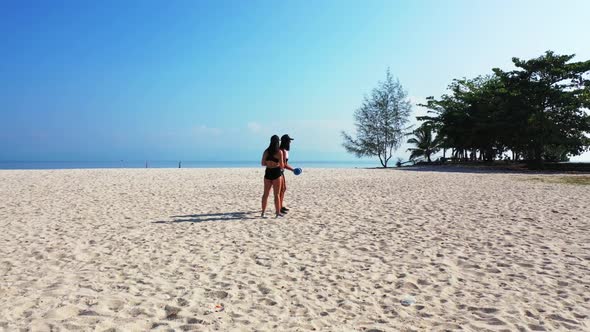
xmin=0 ymin=160 xmax=377 ymax=171
xmin=2 ymin=160 xmax=589 ymax=172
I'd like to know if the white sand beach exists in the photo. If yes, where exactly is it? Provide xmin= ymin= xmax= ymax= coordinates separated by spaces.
xmin=0 ymin=168 xmax=588 ymax=331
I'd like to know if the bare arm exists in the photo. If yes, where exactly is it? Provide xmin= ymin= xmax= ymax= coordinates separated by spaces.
xmin=282 ymin=149 xmax=294 ymax=171
xmin=278 ymin=150 xmax=285 ymax=169
xmin=261 ymin=151 xmax=267 ymax=167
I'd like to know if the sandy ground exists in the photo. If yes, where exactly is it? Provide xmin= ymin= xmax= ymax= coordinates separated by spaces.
xmin=0 ymin=168 xmax=588 ymax=331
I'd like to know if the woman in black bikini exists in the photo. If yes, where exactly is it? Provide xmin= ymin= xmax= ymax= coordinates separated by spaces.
xmin=261 ymin=135 xmax=285 ymax=218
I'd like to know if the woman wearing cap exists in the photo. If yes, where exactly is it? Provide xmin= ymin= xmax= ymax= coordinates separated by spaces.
xmin=279 ymin=134 xmax=294 ymax=214
xmin=261 ymin=135 xmax=285 ymax=218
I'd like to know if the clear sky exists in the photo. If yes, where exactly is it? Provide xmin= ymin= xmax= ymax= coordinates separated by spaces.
xmin=2 ymin=0 xmax=590 ymax=162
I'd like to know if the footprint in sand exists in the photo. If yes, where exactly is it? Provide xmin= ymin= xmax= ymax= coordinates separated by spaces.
xmin=45 ymin=305 xmax=80 ymax=320
xmin=210 ymin=290 xmax=229 ymax=299
xmin=259 ymin=298 xmax=278 ymax=306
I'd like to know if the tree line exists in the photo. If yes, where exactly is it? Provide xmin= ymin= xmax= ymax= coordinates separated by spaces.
xmin=343 ymin=51 xmax=590 ymax=166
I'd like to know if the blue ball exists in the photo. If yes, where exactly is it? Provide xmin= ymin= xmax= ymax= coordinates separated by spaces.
xmin=293 ymin=167 xmax=302 ymax=176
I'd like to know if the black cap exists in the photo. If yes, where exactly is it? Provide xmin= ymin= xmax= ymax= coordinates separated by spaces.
xmin=281 ymin=134 xmax=294 ymax=141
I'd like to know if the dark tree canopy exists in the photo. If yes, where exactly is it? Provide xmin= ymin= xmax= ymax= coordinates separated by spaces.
xmin=417 ymin=51 xmax=590 ymax=163
xmin=342 ymin=69 xmax=412 ymax=167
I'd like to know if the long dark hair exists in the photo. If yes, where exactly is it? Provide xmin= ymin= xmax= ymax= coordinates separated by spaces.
xmin=279 ymin=137 xmax=290 ymax=151
xmin=266 ymin=135 xmax=280 ymax=157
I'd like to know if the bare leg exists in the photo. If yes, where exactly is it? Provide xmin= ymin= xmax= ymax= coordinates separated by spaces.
xmin=279 ymin=175 xmax=286 ymax=210
xmin=261 ymin=179 xmax=272 ymax=216
xmin=272 ymin=178 xmax=282 ymax=216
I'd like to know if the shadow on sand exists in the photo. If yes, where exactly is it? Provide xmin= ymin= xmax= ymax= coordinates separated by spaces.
xmin=153 ymin=211 xmax=259 ymax=224
xmin=393 ymin=165 xmax=563 ymax=174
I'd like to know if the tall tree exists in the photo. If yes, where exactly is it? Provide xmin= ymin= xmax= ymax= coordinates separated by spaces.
xmin=342 ymin=69 xmax=412 ymax=167
xmin=418 ymin=76 xmax=502 ymax=161
xmin=493 ymin=51 xmax=590 ymax=162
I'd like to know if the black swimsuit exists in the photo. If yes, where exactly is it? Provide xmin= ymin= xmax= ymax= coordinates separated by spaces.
xmin=264 ymin=154 xmax=282 ymax=180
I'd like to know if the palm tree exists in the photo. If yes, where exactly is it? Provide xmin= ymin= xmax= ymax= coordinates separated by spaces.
xmin=407 ymin=125 xmax=441 ymax=162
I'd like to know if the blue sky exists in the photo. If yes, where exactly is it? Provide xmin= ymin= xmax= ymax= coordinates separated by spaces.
xmin=1 ymin=0 xmax=590 ymax=162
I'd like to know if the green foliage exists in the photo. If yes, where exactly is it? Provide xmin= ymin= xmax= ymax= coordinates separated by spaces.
xmin=342 ymin=69 xmax=412 ymax=167
xmin=406 ymin=124 xmax=441 ymax=162
xmin=419 ymin=51 xmax=590 ymax=162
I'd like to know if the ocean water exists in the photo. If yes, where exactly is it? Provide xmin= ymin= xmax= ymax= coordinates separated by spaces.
xmin=0 ymin=160 xmax=378 ymax=170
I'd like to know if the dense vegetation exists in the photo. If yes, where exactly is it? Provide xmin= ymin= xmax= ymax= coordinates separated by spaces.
xmin=415 ymin=51 xmax=590 ymax=163
xmin=344 ymin=51 xmax=589 ymax=166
